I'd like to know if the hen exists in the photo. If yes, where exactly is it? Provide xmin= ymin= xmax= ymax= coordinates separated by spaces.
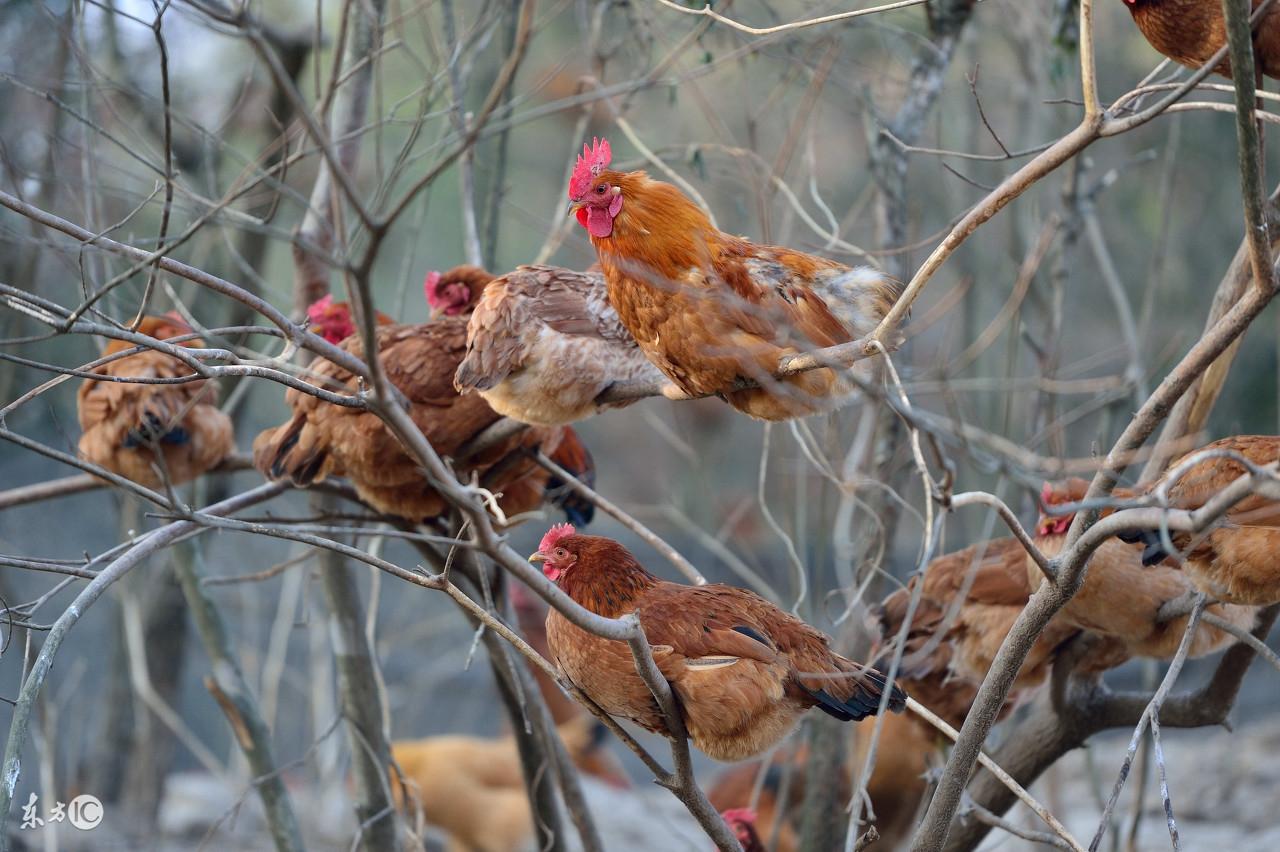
xmin=77 ymin=313 xmax=234 ymax=488
xmin=391 ymin=714 xmax=630 ymax=852
xmin=872 ymin=537 xmax=1077 ymax=728
xmin=1103 ymin=436 xmax=1280 ymax=605
xmin=254 ymin=274 xmax=591 ymax=525
xmin=454 ymin=264 xmax=666 ymax=425
xmin=1124 ymin=0 xmax=1280 ymax=79
xmin=531 ymin=525 xmax=906 ymax=762
xmin=565 ymin=138 xmax=904 ymax=421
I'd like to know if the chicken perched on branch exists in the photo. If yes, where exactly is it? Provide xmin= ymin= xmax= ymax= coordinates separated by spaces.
xmin=454 ymin=264 xmax=666 ymax=425
xmin=254 ymin=272 xmax=592 ymax=525
xmin=77 ymin=313 xmax=234 ymax=488
xmin=872 ymin=537 xmax=1077 ymax=728
xmin=1122 ymin=0 xmax=1280 ymax=79
xmin=1033 ymin=477 xmax=1256 ymax=658
xmin=1105 ymin=436 xmax=1280 ymax=605
xmin=531 ymin=525 xmax=906 ymax=762
xmin=565 ymin=138 xmax=904 ymax=421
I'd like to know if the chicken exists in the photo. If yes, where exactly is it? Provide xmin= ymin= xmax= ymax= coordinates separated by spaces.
xmin=720 ymin=809 xmax=767 ymax=852
xmin=565 ymin=138 xmax=904 ymax=421
xmin=508 ymin=582 xmax=632 ymax=787
xmin=530 ymin=525 xmax=906 ymax=762
xmin=709 ymin=761 xmax=802 ymax=852
xmin=1033 ymin=477 xmax=1256 ymax=657
xmin=391 ymin=715 xmax=627 ymax=852
xmin=454 ymin=264 xmax=667 ymax=425
xmin=77 ymin=313 xmax=234 ymax=488
xmin=872 ymin=537 xmax=1077 ymax=729
xmin=708 ymin=713 xmax=931 ymax=852
xmin=509 ymin=582 xmax=590 ymax=726
xmin=304 ymin=294 xmax=394 ymax=343
xmin=1097 ymin=436 xmax=1280 ymax=605
xmin=254 ymin=275 xmax=590 ymax=525
xmin=1123 ymin=0 xmax=1280 ymax=79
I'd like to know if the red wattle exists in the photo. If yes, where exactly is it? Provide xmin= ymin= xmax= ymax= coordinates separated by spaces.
xmin=575 ymin=208 xmax=589 ymax=230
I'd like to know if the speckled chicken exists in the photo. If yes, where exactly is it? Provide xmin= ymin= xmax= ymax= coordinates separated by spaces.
xmin=1123 ymin=0 xmax=1280 ymax=79
xmin=531 ymin=525 xmax=906 ymax=762
xmin=253 ymin=270 xmax=593 ymax=525
xmin=565 ymin=138 xmax=904 ymax=421
xmin=1104 ymin=436 xmax=1280 ymax=605
xmin=454 ymin=264 xmax=667 ymax=425
xmin=77 ymin=313 xmax=234 ymax=488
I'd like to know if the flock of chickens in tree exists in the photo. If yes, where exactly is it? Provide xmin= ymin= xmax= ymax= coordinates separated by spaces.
xmin=67 ymin=4 xmax=1280 ymax=849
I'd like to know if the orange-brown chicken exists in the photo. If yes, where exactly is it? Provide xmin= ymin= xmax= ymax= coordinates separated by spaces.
xmin=565 ymin=138 xmax=904 ymax=421
xmin=508 ymin=582 xmax=631 ymax=787
xmin=1035 ymin=477 xmax=1257 ymax=657
xmin=872 ymin=537 xmax=1077 ymax=728
xmin=77 ymin=314 xmax=234 ymax=488
xmin=254 ymin=273 xmax=595 ymax=525
xmin=1124 ymin=0 xmax=1280 ymax=79
xmin=391 ymin=714 xmax=626 ymax=852
xmin=531 ymin=525 xmax=906 ymax=762
xmin=454 ymin=264 xmax=666 ymax=425
xmin=1102 ymin=436 xmax=1280 ymax=605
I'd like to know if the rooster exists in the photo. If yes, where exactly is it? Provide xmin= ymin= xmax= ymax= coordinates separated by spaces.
xmin=454 ymin=264 xmax=667 ymax=425
xmin=254 ymin=275 xmax=592 ymax=525
xmin=77 ymin=313 xmax=234 ymax=488
xmin=530 ymin=525 xmax=906 ymax=762
xmin=872 ymin=537 xmax=1078 ymax=728
xmin=565 ymin=138 xmax=904 ymax=421
xmin=1086 ymin=437 xmax=1280 ymax=605
xmin=1123 ymin=0 xmax=1280 ymax=79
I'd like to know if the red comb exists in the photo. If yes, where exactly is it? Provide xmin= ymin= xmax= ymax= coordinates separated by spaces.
xmin=721 ymin=808 xmax=757 ymax=825
xmin=1040 ymin=482 xmax=1054 ymax=506
xmin=568 ymin=137 xmax=612 ymax=199
xmin=423 ymin=270 xmax=441 ymax=296
xmin=539 ymin=523 xmax=575 ymax=553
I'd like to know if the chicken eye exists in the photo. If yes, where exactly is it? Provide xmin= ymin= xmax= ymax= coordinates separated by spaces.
xmin=595 ymin=184 xmax=607 ymax=195
xmin=554 ymin=548 xmax=568 ymax=558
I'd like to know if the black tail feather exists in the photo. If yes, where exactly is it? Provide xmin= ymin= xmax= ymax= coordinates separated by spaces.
xmin=808 ymin=668 xmax=907 ymax=723
xmin=547 ymin=474 xmax=595 ymax=526
xmin=1115 ymin=529 xmax=1172 ymax=566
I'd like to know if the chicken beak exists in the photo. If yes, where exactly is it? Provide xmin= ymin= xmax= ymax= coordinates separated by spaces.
xmin=528 ymin=552 xmax=548 ymax=564
xmin=566 ymin=200 xmax=585 ymax=217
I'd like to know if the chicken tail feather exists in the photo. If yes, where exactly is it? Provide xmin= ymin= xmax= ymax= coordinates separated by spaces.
xmin=1114 ymin=528 xmax=1173 ymax=566
xmin=253 ymin=415 xmax=332 ymax=486
xmin=806 ymin=666 xmax=907 ymax=722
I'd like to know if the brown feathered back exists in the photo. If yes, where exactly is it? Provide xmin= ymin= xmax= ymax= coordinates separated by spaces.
xmin=541 ymin=532 xmax=905 ymax=762
xmin=1126 ymin=0 xmax=1280 ymax=79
